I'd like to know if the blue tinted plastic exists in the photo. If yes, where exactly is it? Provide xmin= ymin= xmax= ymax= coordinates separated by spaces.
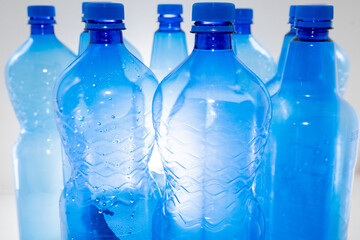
xmin=335 ymin=43 xmax=350 ymax=95
xmin=152 ymin=5 xmax=271 ymax=238
xmin=255 ymin=7 xmax=359 ymax=240
xmin=54 ymin=12 xmax=159 ymax=239
xmin=265 ymin=25 xmax=296 ymax=96
xmin=149 ymin=4 xmax=188 ymax=191
xmin=232 ymin=9 xmax=276 ymax=84
xmin=150 ymin=6 xmax=188 ymax=81
xmin=266 ymin=6 xmax=349 ymax=96
xmin=5 ymin=14 xmax=75 ymax=239
xmin=77 ymin=29 xmax=143 ymax=61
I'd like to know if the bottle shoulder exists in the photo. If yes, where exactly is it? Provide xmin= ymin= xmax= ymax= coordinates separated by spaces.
xmin=234 ymin=34 xmax=275 ymax=60
xmin=6 ymin=36 xmax=75 ymax=70
xmin=55 ymin=44 xmax=158 ymax=109
xmin=153 ymin=50 xmax=271 ymax=120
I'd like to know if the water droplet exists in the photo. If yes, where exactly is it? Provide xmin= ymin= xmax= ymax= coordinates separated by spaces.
xmin=111 ymin=115 xmax=115 ymax=119
xmin=131 ymin=212 xmax=135 ymax=219
xmin=130 ymin=199 xmax=134 ymax=204
xmin=92 ymin=84 xmax=96 ymax=87
xmin=97 ymin=122 xmax=102 ymax=126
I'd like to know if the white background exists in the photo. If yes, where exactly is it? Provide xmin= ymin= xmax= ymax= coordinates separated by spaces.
xmin=0 ymin=0 xmax=359 ymax=238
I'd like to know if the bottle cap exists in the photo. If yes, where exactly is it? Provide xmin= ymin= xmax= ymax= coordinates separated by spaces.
xmin=28 ymin=5 xmax=55 ymax=18
xmin=28 ymin=5 xmax=56 ymax=24
xmin=84 ymin=2 xmax=124 ymax=21
xmin=158 ymin=4 xmax=183 ymax=15
xmin=158 ymin=4 xmax=183 ymax=22
xmin=84 ymin=3 xmax=125 ymax=29
xmin=235 ymin=8 xmax=253 ymax=24
xmin=289 ymin=5 xmax=296 ymax=24
xmin=295 ymin=5 xmax=333 ymax=29
xmin=191 ymin=2 xmax=235 ymax=33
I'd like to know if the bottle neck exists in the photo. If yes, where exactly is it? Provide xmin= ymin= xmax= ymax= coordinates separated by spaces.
xmin=296 ymin=28 xmax=329 ymax=41
xmin=280 ymin=29 xmax=336 ymax=96
xmin=158 ymin=20 xmax=181 ymax=32
xmin=194 ymin=33 xmax=232 ymax=50
xmin=289 ymin=25 xmax=296 ymax=35
xmin=235 ymin=23 xmax=251 ymax=35
xmin=89 ymin=29 xmax=123 ymax=44
xmin=30 ymin=24 xmax=55 ymax=35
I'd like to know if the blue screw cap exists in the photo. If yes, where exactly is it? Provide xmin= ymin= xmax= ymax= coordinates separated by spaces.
xmin=84 ymin=3 xmax=125 ymax=30
xmin=191 ymin=2 xmax=235 ymax=33
xmin=289 ymin=5 xmax=297 ymax=24
xmin=27 ymin=6 xmax=56 ymax=24
xmin=157 ymin=4 xmax=183 ymax=22
xmin=28 ymin=5 xmax=55 ymax=18
xmin=192 ymin=2 xmax=235 ymax=22
xmin=158 ymin=4 xmax=183 ymax=15
xmin=84 ymin=2 xmax=124 ymax=21
xmin=295 ymin=5 xmax=333 ymax=29
xmin=235 ymin=8 xmax=253 ymax=24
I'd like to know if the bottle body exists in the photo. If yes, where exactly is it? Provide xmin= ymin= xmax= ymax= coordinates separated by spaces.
xmin=255 ymin=38 xmax=359 ymax=240
xmin=5 ymin=33 xmax=75 ymax=240
xmin=152 ymin=35 xmax=271 ymax=238
xmin=232 ymin=33 xmax=276 ymax=84
xmin=54 ymin=32 xmax=159 ymax=239
xmin=77 ymin=29 xmax=143 ymax=61
xmin=150 ymin=30 xmax=188 ymax=81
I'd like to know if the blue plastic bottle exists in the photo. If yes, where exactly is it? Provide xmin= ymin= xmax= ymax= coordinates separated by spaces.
xmin=266 ymin=5 xmax=296 ymax=96
xmin=255 ymin=5 xmax=359 ymax=240
xmin=150 ymin=4 xmax=188 ymax=81
xmin=53 ymin=3 xmax=159 ymax=239
xmin=232 ymin=8 xmax=276 ymax=84
xmin=78 ymin=2 xmax=143 ymax=61
xmin=266 ymin=5 xmax=350 ymax=96
xmin=5 ymin=6 xmax=75 ymax=240
xmin=152 ymin=3 xmax=271 ymax=239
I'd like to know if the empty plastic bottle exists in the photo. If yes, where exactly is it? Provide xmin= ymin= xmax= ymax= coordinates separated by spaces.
xmin=232 ymin=8 xmax=276 ymax=84
xmin=152 ymin=3 xmax=271 ymax=239
xmin=5 ymin=5 xmax=75 ymax=240
xmin=255 ymin=5 xmax=359 ymax=240
xmin=266 ymin=5 xmax=350 ymax=96
xmin=78 ymin=2 xmax=143 ymax=61
xmin=54 ymin=3 xmax=159 ymax=239
xmin=150 ymin=4 xmax=188 ymax=81
xmin=266 ymin=5 xmax=296 ymax=96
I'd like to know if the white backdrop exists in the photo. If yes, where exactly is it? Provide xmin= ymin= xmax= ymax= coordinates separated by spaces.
xmin=0 ymin=0 xmax=359 ymax=194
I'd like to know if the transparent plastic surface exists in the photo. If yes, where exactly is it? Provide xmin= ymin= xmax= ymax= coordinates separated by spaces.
xmin=54 ymin=30 xmax=159 ymax=239
xmin=266 ymin=29 xmax=350 ymax=96
xmin=150 ymin=30 xmax=188 ymax=81
xmin=255 ymin=35 xmax=359 ymax=240
xmin=335 ymin=43 xmax=350 ymax=96
xmin=265 ymin=30 xmax=295 ymax=96
xmin=232 ymin=33 xmax=276 ymax=84
xmin=152 ymin=33 xmax=271 ymax=239
xmin=5 ymin=27 xmax=75 ymax=239
xmin=77 ymin=30 xmax=143 ymax=61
